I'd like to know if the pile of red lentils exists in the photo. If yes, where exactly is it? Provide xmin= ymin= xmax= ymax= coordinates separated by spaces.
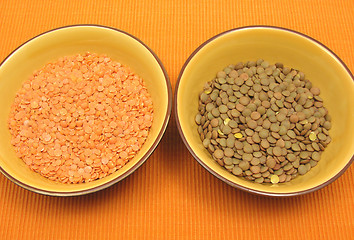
xmin=8 ymin=52 xmax=153 ymax=184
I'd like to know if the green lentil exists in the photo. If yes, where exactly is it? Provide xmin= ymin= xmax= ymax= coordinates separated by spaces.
xmin=196 ymin=60 xmax=331 ymax=184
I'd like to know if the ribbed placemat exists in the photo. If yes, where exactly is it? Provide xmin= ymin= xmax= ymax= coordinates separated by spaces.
xmin=0 ymin=1 xmax=353 ymax=239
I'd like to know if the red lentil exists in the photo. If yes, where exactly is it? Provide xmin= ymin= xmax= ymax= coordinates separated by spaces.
xmin=8 ymin=52 xmax=153 ymax=184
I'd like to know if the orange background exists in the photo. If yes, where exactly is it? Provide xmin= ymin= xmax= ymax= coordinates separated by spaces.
xmin=0 ymin=0 xmax=353 ymax=239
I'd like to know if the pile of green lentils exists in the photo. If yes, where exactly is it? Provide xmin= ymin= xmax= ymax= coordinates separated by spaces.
xmin=195 ymin=59 xmax=331 ymax=184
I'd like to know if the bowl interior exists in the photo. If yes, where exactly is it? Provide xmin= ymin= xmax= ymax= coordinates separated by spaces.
xmin=0 ymin=25 xmax=170 ymax=195
xmin=177 ymin=27 xmax=354 ymax=195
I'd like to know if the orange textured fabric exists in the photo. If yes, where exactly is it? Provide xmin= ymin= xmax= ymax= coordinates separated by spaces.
xmin=0 ymin=1 xmax=353 ymax=239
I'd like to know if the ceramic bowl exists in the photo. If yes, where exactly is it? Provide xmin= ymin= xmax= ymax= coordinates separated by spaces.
xmin=175 ymin=26 xmax=354 ymax=196
xmin=0 ymin=25 xmax=172 ymax=196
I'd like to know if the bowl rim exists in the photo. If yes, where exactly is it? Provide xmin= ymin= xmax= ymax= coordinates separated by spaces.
xmin=174 ymin=25 xmax=354 ymax=197
xmin=0 ymin=24 xmax=172 ymax=196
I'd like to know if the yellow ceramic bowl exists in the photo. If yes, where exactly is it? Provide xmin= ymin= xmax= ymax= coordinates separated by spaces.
xmin=175 ymin=26 xmax=354 ymax=196
xmin=0 ymin=25 xmax=172 ymax=196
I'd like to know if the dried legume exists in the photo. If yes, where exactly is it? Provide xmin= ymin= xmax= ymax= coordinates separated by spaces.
xmin=196 ymin=59 xmax=331 ymax=184
xmin=8 ymin=52 xmax=153 ymax=184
